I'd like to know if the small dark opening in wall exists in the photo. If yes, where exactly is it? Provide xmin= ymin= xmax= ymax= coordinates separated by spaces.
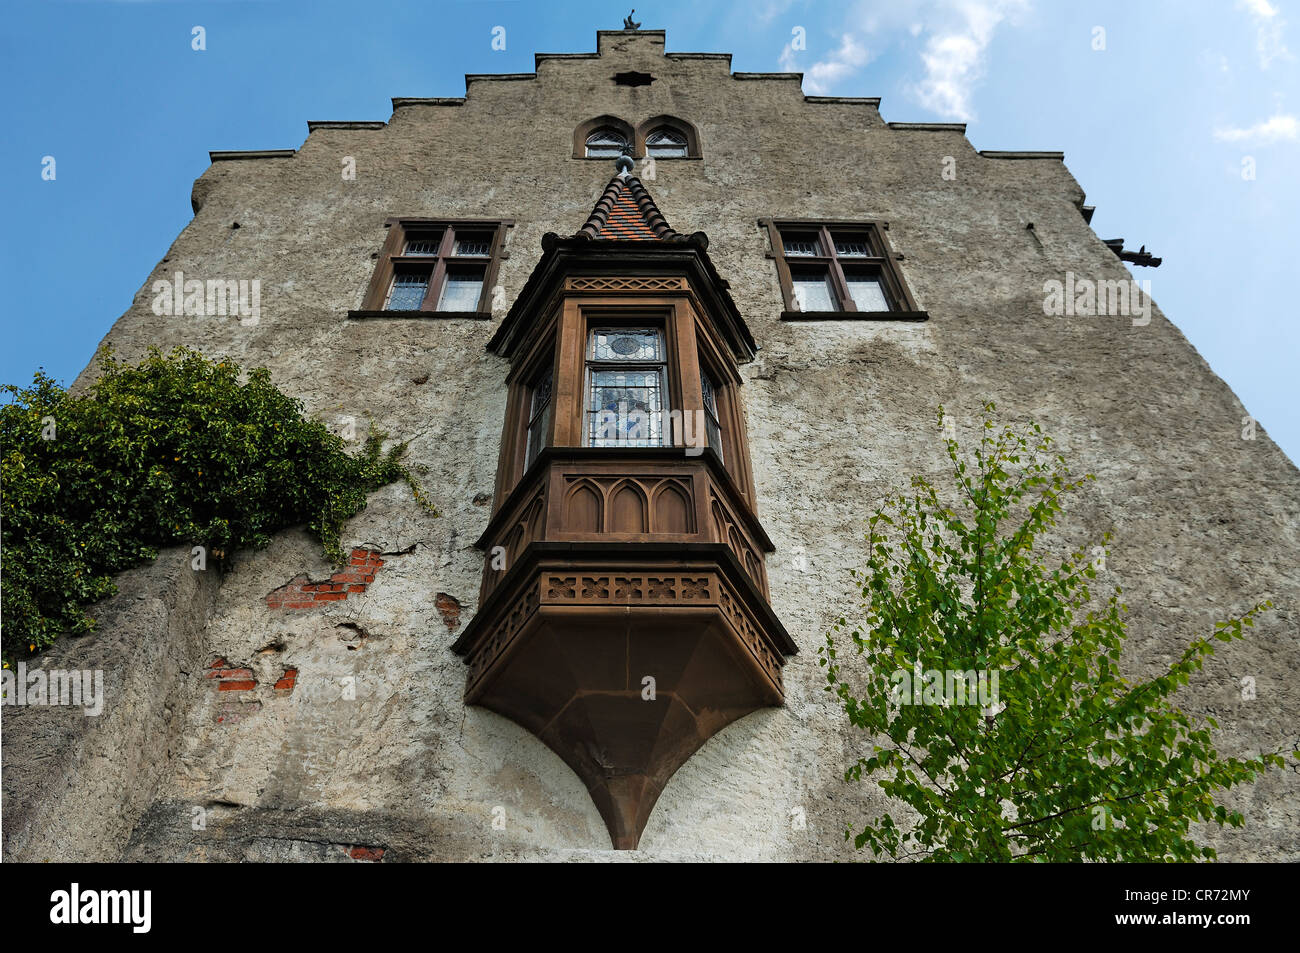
xmin=613 ymin=71 xmax=654 ymax=87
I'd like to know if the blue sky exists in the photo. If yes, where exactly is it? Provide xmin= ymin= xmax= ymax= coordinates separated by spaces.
xmin=2 ymin=0 xmax=1297 ymax=463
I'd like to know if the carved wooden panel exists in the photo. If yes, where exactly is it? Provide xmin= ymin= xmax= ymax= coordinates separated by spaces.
xmin=565 ymin=276 xmax=688 ymax=293
xmin=560 ymin=474 xmax=696 ymax=536
xmin=709 ymin=490 xmax=767 ymax=596
xmin=466 ymin=579 xmax=540 ymax=692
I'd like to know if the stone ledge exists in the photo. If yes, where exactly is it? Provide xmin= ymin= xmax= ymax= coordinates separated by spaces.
xmin=208 ymin=150 xmax=296 ymax=161
xmin=781 ymin=309 xmax=930 ymax=322
xmin=979 ymin=150 xmax=1066 ymax=160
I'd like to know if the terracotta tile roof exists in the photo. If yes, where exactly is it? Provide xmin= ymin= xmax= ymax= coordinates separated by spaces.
xmin=576 ymin=173 xmax=683 ymax=241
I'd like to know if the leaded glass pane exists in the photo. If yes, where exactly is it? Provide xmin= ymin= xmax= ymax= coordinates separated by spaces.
xmin=526 ymin=369 xmax=553 ymax=468
xmin=646 ymin=129 xmax=688 ymax=157
xmin=791 ymin=269 xmax=837 ymax=311
xmin=834 ymin=237 xmax=871 ymax=257
xmin=846 ymin=274 xmax=891 ymax=312
xmin=588 ymin=370 xmax=665 ymax=447
xmin=700 ymin=371 xmax=718 ymax=416
xmin=437 ymin=266 xmax=484 ymax=311
xmin=404 ymin=234 xmax=442 ymax=256
xmin=586 ymin=129 xmax=628 ymax=158
xmin=453 ymin=234 xmax=492 ymax=257
xmin=588 ymin=329 xmax=663 ymax=362
xmin=782 ymin=233 xmax=821 ymax=257
xmin=387 ymin=270 xmax=429 ymax=310
xmin=700 ymin=370 xmax=723 ymax=460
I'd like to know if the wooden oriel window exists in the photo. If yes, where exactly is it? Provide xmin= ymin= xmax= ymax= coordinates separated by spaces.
xmin=762 ymin=220 xmax=924 ymax=320
xmin=359 ymin=220 xmax=509 ymax=315
xmin=494 ymin=294 xmax=758 ymax=507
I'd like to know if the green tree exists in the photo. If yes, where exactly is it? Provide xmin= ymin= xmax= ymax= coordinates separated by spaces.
xmin=820 ymin=403 xmax=1292 ymax=861
xmin=1 ymin=347 xmax=434 ymax=663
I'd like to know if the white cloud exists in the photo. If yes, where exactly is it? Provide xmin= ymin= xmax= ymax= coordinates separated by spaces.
xmin=784 ymin=32 xmax=871 ymax=93
xmin=1237 ymin=0 xmax=1291 ymax=68
xmin=777 ymin=0 xmax=1027 ymax=119
xmin=1214 ymin=113 xmax=1299 ymax=142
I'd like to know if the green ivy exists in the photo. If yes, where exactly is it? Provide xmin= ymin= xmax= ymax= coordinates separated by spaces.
xmin=820 ymin=402 xmax=1295 ymax=861
xmin=1 ymin=346 xmax=435 ymax=664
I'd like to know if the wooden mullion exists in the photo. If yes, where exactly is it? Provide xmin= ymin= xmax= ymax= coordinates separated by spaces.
xmin=821 ymin=225 xmax=855 ymax=312
xmin=765 ymin=221 xmax=796 ymax=311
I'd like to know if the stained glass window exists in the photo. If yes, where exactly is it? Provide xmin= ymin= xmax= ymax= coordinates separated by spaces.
xmin=586 ymin=328 xmax=667 ymax=447
xmin=588 ymin=329 xmax=663 ymax=362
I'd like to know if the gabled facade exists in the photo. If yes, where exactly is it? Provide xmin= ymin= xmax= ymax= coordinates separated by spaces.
xmin=5 ymin=28 xmax=1298 ymax=862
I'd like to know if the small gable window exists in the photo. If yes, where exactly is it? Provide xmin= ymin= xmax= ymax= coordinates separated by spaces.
xmin=645 ymin=128 xmax=688 ymax=158
xmin=586 ymin=128 xmax=629 ymax=158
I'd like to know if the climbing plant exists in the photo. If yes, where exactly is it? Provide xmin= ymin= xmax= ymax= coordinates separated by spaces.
xmin=1 ymin=346 xmax=434 ymax=663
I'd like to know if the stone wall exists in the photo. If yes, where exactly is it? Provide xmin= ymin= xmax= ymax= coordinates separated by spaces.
xmin=11 ymin=30 xmax=1296 ymax=860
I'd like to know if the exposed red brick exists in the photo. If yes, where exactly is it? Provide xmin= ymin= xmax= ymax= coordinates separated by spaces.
xmin=266 ymin=550 xmax=388 ymax=610
xmin=349 ymin=846 xmax=385 ymax=861
xmin=274 ymin=668 xmax=298 ymax=692
xmin=217 ymin=679 xmax=257 ymax=692
xmin=206 ymin=667 xmax=254 ymax=680
xmin=435 ymin=592 xmax=463 ymax=633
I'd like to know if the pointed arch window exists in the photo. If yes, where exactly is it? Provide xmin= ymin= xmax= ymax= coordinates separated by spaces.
xmin=645 ymin=128 xmax=688 ymax=158
xmin=585 ymin=129 xmax=630 ymax=158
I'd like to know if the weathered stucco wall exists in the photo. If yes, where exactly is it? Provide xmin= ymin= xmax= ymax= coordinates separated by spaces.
xmin=11 ymin=30 xmax=1297 ymax=860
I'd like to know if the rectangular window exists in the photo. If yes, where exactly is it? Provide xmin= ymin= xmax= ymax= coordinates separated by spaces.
xmin=700 ymin=369 xmax=723 ymax=461
xmin=791 ymin=267 xmax=838 ymax=312
xmin=764 ymin=221 xmax=923 ymax=319
xmin=844 ymin=271 xmax=891 ymax=312
xmin=585 ymin=328 xmax=667 ymax=448
xmin=359 ymin=220 xmax=509 ymax=316
xmin=387 ymin=268 xmax=431 ymax=310
xmin=525 ymin=366 xmax=553 ymax=468
xmin=438 ymin=265 xmax=486 ymax=312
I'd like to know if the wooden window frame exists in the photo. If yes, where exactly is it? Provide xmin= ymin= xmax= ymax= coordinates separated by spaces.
xmin=353 ymin=219 xmax=511 ymax=318
xmin=634 ymin=115 xmax=702 ymax=159
xmin=496 ymin=298 xmax=750 ymax=496
xmin=760 ymin=219 xmax=928 ymax=322
xmin=583 ymin=326 xmax=671 ymax=448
